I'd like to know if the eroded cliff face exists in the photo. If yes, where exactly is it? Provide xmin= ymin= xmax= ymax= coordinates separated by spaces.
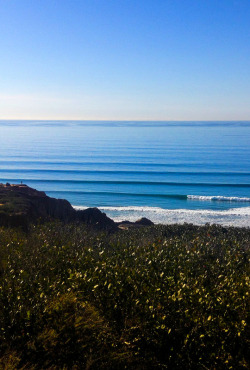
xmin=0 ymin=184 xmax=116 ymax=231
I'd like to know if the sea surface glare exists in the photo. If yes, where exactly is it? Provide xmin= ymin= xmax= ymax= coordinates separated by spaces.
xmin=0 ymin=121 xmax=250 ymax=227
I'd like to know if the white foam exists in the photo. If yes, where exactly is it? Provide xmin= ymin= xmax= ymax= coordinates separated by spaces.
xmin=74 ymin=205 xmax=169 ymax=213
xmin=73 ymin=205 xmax=250 ymax=227
xmin=188 ymin=195 xmax=250 ymax=202
xmin=73 ymin=205 xmax=89 ymax=210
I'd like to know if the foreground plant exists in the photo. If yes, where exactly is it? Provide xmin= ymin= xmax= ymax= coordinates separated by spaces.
xmin=0 ymin=222 xmax=249 ymax=369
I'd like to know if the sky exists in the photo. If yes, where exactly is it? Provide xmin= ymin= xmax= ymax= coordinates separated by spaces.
xmin=0 ymin=0 xmax=249 ymax=121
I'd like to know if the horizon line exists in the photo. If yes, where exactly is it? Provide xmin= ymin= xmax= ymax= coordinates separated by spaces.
xmin=1 ymin=119 xmax=250 ymax=122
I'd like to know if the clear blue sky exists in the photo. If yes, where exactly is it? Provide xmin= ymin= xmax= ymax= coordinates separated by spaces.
xmin=0 ymin=0 xmax=249 ymax=120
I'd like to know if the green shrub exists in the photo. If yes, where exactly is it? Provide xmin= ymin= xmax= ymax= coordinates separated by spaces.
xmin=0 ymin=222 xmax=249 ymax=369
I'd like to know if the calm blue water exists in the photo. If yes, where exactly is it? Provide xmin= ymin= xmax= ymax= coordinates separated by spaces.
xmin=0 ymin=120 xmax=250 ymax=226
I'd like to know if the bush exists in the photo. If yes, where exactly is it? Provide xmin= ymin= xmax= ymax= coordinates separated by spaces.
xmin=0 ymin=222 xmax=249 ymax=369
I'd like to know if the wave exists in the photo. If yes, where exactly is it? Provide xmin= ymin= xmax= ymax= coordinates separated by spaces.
xmin=188 ymin=195 xmax=250 ymax=202
xmin=2 ymin=183 xmax=249 ymax=203
xmin=1 ymin=178 xmax=250 ymax=188
xmin=75 ymin=205 xmax=250 ymax=214
xmin=38 ymin=190 xmax=250 ymax=203
xmin=73 ymin=205 xmax=250 ymax=227
xmin=0 ymin=160 xmax=204 ymax=167
xmin=1 ymin=169 xmax=250 ymax=176
xmin=2 ymin=160 xmax=249 ymax=171
xmin=47 ymin=190 xmax=188 ymax=200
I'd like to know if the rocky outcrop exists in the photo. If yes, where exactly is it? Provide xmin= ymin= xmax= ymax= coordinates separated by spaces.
xmin=76 ymin=207 xmax=116 ymax=231
xmin=117 ymin=217 xmax=154 ymax=230
xmin=135 ymin=217 xmax=154 ymax=226
xmin=0 ymin=184 xmax=116 ymax=231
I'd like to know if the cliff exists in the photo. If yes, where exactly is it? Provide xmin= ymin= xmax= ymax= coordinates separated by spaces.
xmin=0 ymin=183 xmax=116 ymax=231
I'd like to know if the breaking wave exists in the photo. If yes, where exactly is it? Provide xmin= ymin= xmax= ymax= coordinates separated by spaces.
xmin=187 ymin=195 xmax=250 ymax=202
xmin=73 ymin=205 xmax=250 ymax=227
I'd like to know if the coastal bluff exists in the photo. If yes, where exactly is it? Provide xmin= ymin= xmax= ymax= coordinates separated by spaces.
xmin=0 ymin=183 xmax=116 ymax=231
xmin=0 ymin=183 xmax=154 ymax=231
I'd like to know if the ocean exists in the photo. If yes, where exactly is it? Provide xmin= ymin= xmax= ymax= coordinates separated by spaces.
xmin=0 ymin=120 xmax=250 ymax=227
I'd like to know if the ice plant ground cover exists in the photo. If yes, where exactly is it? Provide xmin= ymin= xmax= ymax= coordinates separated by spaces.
xmin=0 ymin=222 xmax=249 ymax=369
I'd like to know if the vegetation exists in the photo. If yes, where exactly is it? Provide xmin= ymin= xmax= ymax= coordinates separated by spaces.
xmin=0 ymin=194 xmax=29 ymax=215
xmin=0 ymin=222 xmax=249 ymax=369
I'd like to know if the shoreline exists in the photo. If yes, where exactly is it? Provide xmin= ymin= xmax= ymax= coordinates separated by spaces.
xmin=73 ymin=204 xmax=250 ymax=228
xmin=1 ymin=183 xmax=249 ymax=228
